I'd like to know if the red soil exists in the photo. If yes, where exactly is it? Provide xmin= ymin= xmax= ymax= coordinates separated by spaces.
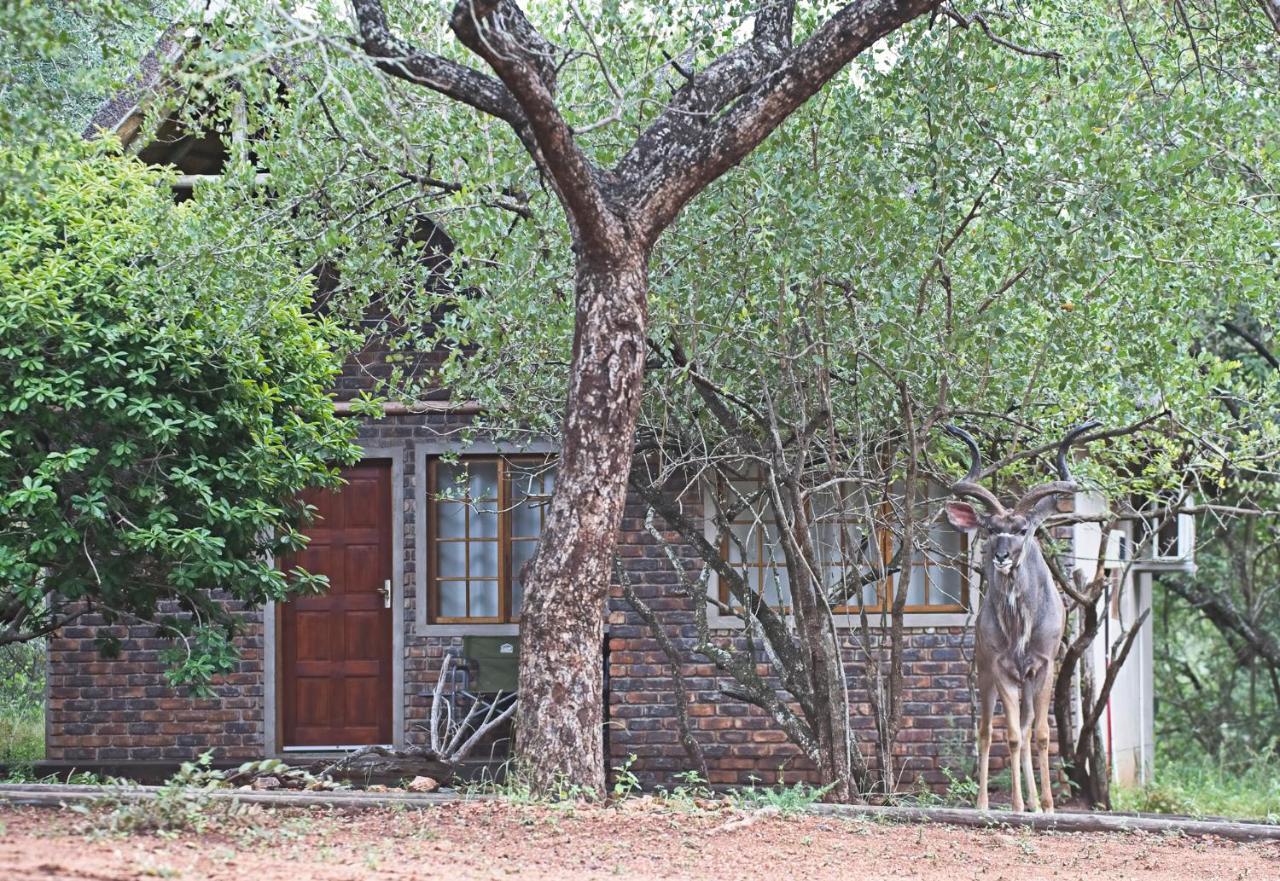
xmin=1 ymin=798 xmax=1275 ymax=881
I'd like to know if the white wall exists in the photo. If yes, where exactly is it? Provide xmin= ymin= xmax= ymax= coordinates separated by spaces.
xmin=1069 ymin=494 xmax=1155 ymax=786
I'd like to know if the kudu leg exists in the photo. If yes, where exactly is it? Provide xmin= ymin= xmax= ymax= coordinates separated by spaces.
xmin=1035 ymin=672 xmax=1056 ymax=813
xmin=1020 ymin=686 xmax=1041 ymax=813
xmin=976 ymin=686 xmax=995 ymax=812
xmin=995 ymin=680 xmax=1024 ymax=812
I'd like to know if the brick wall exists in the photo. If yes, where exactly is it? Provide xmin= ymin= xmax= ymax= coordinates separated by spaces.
xmin=44 ymin=410 xmax=1051 ymax=791
xmin=45 ymin=603 xmax=265 ymax=762
xmin=603 ymin=488 xmax=1027 ymax=791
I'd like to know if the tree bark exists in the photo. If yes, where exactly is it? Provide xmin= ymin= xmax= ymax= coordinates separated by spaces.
xmin=514 ymin=245 xmax=648 ymax=795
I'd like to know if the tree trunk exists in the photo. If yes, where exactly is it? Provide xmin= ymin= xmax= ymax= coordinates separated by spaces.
xmin=514 ymin=242 xmax=648 ymax=797
xmin=778 ymin=480 xmax=862 ymax=801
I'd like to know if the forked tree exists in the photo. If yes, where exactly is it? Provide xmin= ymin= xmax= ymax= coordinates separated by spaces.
xmin=347 ymin=0 xmax=945 ymax=794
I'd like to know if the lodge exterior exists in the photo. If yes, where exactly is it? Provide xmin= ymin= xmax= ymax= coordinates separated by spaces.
xmin=40 ymin=67 xmax=1187 ymax=794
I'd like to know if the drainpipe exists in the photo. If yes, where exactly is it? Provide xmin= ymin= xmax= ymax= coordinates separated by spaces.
xmin=1104 ymin=576 xmax=1114 ymax=780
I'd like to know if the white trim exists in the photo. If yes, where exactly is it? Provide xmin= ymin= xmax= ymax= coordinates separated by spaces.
xmin=264 ymin=446 xmax=406 ymax=756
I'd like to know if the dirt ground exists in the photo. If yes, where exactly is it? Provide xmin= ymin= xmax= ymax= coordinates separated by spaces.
xmin=1 ymin=798 xmax=1277 ymax=881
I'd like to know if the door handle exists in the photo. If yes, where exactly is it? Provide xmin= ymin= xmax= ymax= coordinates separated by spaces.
xmin=379 ymin=579 xmax=392 ymax=609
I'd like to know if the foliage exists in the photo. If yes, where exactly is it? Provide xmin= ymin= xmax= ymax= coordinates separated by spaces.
xmin=0 ymin=641 xmax=45 ymax=766
xmin=729 ymin=778 xmax=835 ymax=814
xmin=84 ymin=752 xmax=237 ymax=835
xmin=1154 ymin=561 xmax=1280 ymax=759
xmin=1114 ymin=746 xmax=1280 ymax=823
xmin=0 ymin=1 xmax=173 ymax=188
xmin=0 ymin=140 xmax=360 ymax=691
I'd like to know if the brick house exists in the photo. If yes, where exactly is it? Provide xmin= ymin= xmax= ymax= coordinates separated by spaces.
xmin=40 ymin=75 xmax=1190 ymax=793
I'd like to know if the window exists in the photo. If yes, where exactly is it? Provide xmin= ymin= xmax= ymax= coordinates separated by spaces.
xmin=880 ymin=519 xmax=968 ymax=612
xmin=427 ymin=457 xmax=554 ymax=623
xmin=712 ymin=477 xmax=967 ymax=614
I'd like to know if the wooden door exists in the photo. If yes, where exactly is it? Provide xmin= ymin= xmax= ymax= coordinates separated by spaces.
xmin=280 ymin=461 xmax=393 ymax=747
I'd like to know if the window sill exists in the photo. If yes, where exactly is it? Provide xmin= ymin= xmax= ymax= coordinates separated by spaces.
xmin=415 ymin=622 xmax=520 ymax=637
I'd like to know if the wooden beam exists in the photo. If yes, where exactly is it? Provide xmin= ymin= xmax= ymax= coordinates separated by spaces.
xmin=171 ymin=172 xmax=271 ymax=189
xmin=332 ymin=400 xmax=483 ymax=416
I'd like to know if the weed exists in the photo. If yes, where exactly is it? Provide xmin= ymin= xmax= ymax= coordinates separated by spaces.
xmin=729 ymin=779 xmax=834 ymax=814
xmin=611 ymin=754 xmax=641 ymax=800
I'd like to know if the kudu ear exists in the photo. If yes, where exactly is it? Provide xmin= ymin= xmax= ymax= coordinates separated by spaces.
xmin=945 ymin=501 xmax=981 ymax=531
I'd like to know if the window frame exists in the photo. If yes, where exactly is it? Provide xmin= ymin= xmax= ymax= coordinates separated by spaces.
xmin=426 ymin=455 xmax=553 ymax=625
xmin=711 ymin=482 xmax=970 ymax=616
xmin=876 ymin=523 xmax=970 ymax=614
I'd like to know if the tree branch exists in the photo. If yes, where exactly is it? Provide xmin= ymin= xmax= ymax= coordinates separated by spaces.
xmin=350 ymin=0 xmax=521 ymax=123
xmin=448 ymin=0 xmax=618 ymax=245
xmin=620 ymin=0 xmax=945 ymax=240
xmin=940 ymin=6 xmax=1064 ymax=60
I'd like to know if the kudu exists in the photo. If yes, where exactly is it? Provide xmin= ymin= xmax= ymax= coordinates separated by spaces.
xmin=943 ymin=420 xmax=1100 ymax=813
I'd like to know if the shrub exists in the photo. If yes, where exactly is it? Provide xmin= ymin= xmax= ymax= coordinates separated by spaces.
xmin=0 ymin=141 xmax=360 ymax=691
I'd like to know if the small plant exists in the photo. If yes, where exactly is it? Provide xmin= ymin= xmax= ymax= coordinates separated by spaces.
xmin=652 ymin=769 xmax=714 ymax=808
xmin=941 ymin=766 xmax=981 ymax=807
xmin=729 ymin=779 xmax=834 ymax=814
xmin=611 ymin=754 xmax=641 ymax=800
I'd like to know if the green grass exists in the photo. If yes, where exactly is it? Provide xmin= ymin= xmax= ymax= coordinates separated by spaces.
xmin=0 ymin=709 xmax=44 ymax=766
xmin=1115 ymin=750 xmax=1280 ymax=823
xmin=0 ymin=640 xmax=46 ymax=773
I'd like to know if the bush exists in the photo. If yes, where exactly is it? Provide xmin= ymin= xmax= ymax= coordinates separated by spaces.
xmin=0 ymin=141 xmax=360 ymax=691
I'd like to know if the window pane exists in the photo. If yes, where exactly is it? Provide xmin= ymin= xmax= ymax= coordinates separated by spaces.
xmin=512 ymin=540 xmax=537 ymax=585
xmin=862 ymin=580 xmax=881 ymax=608
xmin=472 ymin=502 xmax=499 ymax=538
xmin=731 ymin=521 xmax=759 ymax=559
xmin=439 ymin=581 xmax=467 ymax=618
xmin=764 ymin=567 xmax=791 ymax=608
xmin=511 ymin=580 xmax=524 ymax=617
xmin=512 ymin=462 xmax=555 ymax=497
xmin=437 ymin=462 xmax=466 ymax=496
xmin=470 ymin=581 xmax=499 ymax=618
xmin=469 ymin=462 xmax=498 ymax=500
xmin=905 ymin=566 xmax=928 ymax=606
xmin=437 ymin=500 xmax=466 ymax=538
xmin=513 ymin=498 xmax=543 ymax=537
xmin=471 ymin=540 xmax=498 ymax=578
xmin=932 ymin=565 xmax=964 ymax=606
xmin=438 ymin=541 xmax=467 ymax=578
xmin=932 ymin=521 xmax=963 ymax=564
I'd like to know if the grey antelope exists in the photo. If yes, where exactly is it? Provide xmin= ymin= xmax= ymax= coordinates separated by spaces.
xmin=942 ymin=420 xmax=1100 ymax=813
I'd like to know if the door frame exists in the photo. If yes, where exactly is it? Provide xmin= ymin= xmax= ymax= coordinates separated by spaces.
xmin=263 ymin=446 xmax=406 ymax=756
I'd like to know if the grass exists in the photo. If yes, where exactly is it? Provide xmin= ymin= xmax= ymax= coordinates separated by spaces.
xmin=1115 ymin=749 xmax=1280 ymax=823
xmin=0 ymin=707 xmax=44 ymax=767
xmin=0 ymin=640 xmax=45 ymax=773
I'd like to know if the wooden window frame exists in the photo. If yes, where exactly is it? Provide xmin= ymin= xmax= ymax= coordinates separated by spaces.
xmin=876 ymin=526 xmax=970 ymax=614
xmin=427 ymin=455 xmax=553 ymax=625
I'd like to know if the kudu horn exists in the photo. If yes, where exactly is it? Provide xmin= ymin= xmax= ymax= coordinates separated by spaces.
xmin=942 ymin=424 xmax=1006 ymax=515
xmin=1013 ymin=419 xmax=1103 ymax=515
